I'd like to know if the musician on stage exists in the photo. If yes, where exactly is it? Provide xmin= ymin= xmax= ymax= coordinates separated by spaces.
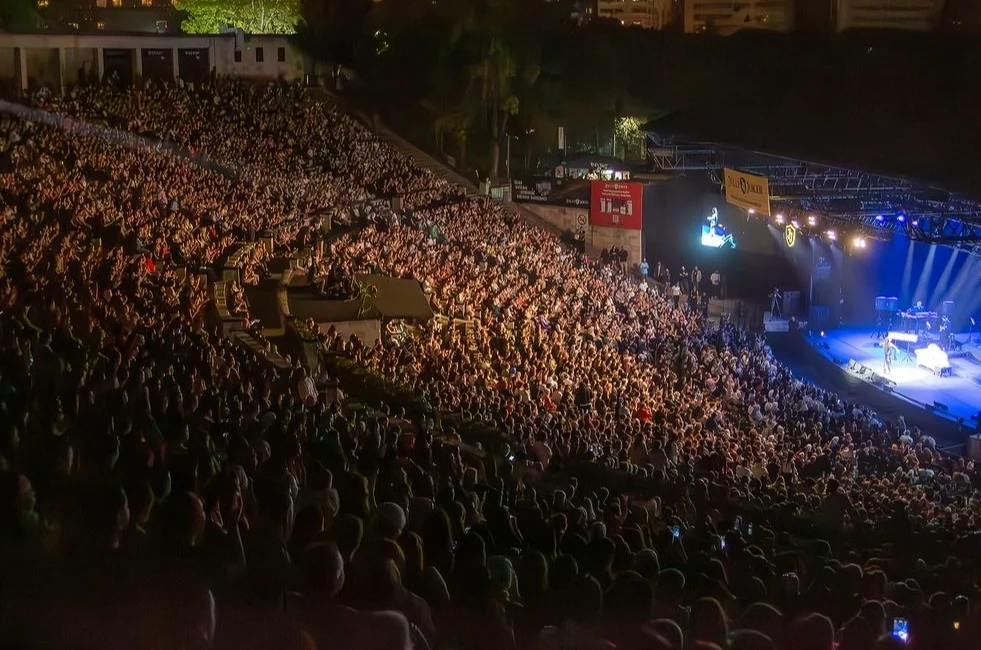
xmin=883 ymin=336 xmax=895 ymax=374
xmin=910 ymin=300 xmax=925 ymax=314
xmin=940 ymin=316 xmax=952 ymax=350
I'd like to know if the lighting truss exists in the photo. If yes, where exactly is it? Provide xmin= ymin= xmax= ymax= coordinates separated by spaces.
xmin=643 ymin=133 xmax=981 ymax=251
xmin=645 ymin=144 xmax=719 ymax=171
xmin=905 ymin=217 xmax=981 ymax=245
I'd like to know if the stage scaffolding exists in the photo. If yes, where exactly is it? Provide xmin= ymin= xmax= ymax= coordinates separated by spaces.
xmin=644 ymin=132 xmax=981 ymax=256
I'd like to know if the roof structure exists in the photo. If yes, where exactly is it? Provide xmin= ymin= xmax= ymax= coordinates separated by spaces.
xmin=642 ymin=106 xmax=981 ymax=252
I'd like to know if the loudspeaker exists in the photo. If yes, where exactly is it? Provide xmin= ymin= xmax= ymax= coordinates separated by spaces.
xmin=967 ymin=435 xmax=981 ymax=461
xmin=870 ymin=373 xmax=892 ymax=389
xmin=784 ymin=291 xmax=801 ymax=317
xmin=809 ymin=305 xmax=829 ymax=329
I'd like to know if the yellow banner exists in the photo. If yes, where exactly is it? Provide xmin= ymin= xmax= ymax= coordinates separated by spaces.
xmin=723 ymin=168 xmax=770 ymax=216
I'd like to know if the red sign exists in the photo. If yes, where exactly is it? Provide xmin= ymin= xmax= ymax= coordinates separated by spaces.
xmin=589 ymin=181 xmax=643 ymax=230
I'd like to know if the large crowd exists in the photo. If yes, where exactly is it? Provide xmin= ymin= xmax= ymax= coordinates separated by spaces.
xmin=1 ymin=80 xmax=980 ymax=650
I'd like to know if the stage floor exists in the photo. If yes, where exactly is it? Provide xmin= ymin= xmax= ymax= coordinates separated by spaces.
xmin=813 ymin=328 xmax=981 ymax=424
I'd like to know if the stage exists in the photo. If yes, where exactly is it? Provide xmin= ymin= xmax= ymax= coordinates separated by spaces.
xmin=811 ymin=327 xmax=981 ymax=426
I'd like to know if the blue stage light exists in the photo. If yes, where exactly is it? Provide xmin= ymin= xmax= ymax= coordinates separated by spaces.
xmin=897 ymin=215 xmax=906 ymax=223
xmin=875 ymin=215 xmax=884 ymax=222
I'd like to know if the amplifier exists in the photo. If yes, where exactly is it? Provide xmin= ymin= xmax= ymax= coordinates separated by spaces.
xmin=968 ymin=435 xmax=981 ymax=461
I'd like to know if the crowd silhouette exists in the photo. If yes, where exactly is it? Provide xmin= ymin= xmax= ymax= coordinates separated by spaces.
xmin=0 ymin=80 xmax=979 ymax=650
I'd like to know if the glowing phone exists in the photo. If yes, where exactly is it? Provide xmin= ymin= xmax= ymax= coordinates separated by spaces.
xmin=891 ymin=617 xmax=909 ymax=643
xmin=670 ymin=525 xmax=681 ymax=539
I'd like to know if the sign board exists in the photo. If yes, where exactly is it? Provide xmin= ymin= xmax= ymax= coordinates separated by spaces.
xmin=784 ymin=224 xmax=796 ymax=248
xmin=723 ymin=168 xmax=770 ymax=215
xmin=512 ymin=178 xmax=552 ymax=203
xmin=511 ymin=178 xmax=590 ymax=208
xmin=589 ymin=181 xmax=643 ymax=230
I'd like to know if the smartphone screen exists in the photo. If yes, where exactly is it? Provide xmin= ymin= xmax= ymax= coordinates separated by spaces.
xmin=892 ymin=618 xmax=909 ymax=643
xmin=670 ymin=525 xmax=681 ymax=539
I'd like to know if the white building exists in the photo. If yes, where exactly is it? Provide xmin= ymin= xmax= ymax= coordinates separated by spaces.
xmin=684 ymin=0 xmax=794 ymax=34
xmin=597 ymin=0 xmax=676 ymax=29
xmin=836 ymin=0 xmax=944 ymax=31
xmin=0 ymin=33 xmax=306 ymax=93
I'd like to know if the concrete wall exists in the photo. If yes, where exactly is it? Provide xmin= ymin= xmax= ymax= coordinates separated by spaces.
xmin=318 ymin=319 xmax=383 ymax=346
xmin=220 ymin=36 xmax=306 ymax=82
xmin=0 ymin=33 xmax=308 ymax=92
xmin=63 ymin=47 xmax=99 ymax=86
xmin=837 ymin=0 xmax=943 ymax=31
xmin=685 ymin=0 xmax=793 ymax=34
xmin=25 ymin=48 xmax=61 ymax=90
xmin=521 ymin=204 xmax=644 ymax=266
xmin=0 ymin=48 xmax=16 ymax=83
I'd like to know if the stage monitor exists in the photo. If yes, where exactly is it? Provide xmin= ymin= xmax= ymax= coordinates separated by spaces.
xmin=700 ymin=207 xmax=736 ymax=249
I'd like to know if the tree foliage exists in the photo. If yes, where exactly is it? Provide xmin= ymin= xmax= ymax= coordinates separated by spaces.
xmin=297 ymin=0 xmax=373 ymax=65
xmin=321 ymin=1 xmax=706 ymax=177
xmin=0 ymin=0 xmax=38 ymax=31
xmin=175 ymin=0 xmax=301 ymax=34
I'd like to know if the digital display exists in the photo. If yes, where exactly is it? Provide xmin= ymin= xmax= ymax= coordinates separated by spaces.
xmin=700 ymin=207 xmax=737 ymax=249
xmin=892 ymin=618 xmax=909 ymax=643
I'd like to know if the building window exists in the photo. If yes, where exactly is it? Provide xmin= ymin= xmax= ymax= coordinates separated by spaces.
xmin=96 ymin=0 xmax=106 ymax=6
xmin=96 ymin=21 xmax=106 ymax=29
xmin=277 ymin=47 xmax=286 ymax=62
xmin=256 ymin=47 xmax=264 ymax=63
xmin=110 ymin=0 xmax=121 ymax=6
xmin=143 ymin=0 xmax=154 ymax=6
xmin=234 ymin=49 xmax=242 ymax=63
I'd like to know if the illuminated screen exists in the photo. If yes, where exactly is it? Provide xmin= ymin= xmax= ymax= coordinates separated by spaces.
xmin=700 ymin=207 xmax=737 ymax=249
xmin=891 ymin=618 xmax=909 ymax=643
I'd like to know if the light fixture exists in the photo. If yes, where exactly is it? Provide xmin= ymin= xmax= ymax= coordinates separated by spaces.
xmin=791 ymin=220 xmax=800 ymax=229
xmin=775 ymin=214 xmax=785 ymax=224
xmin=912 ymin=219 xmax=919 ymax=227
xmin=826 ymin=229 xmax=837 ymax=241
xmin=897 ymin=214 xmax=906 ymax=223
xmin=807 ymin=215 xmax=817 ymax=226
xmin=854 ymin=236 xmax=866 ymax=248
xmin=875 ymin=215 xmax=884 ymax=222
xmin=748 ymin=208 xmax=756 ymax=214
